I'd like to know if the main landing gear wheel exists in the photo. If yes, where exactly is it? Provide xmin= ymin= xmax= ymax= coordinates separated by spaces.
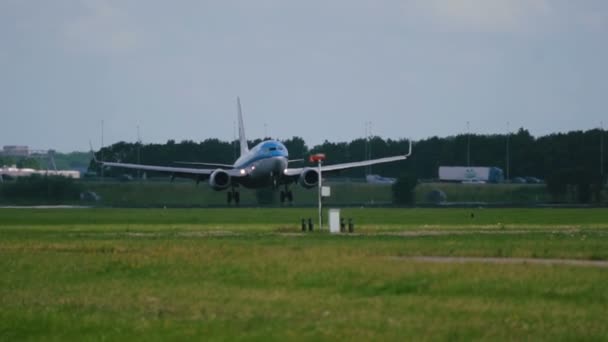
xmin=280 ymin=190 xmax=294 ymax=204
xmin=227 ymin=190 xmax=240 ymax=205
xmin=286 ymin=190 xmax=293 ymax=202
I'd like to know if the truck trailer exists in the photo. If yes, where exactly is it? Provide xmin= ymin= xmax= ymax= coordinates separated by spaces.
xmin=439 ymin=166 xmax=504 ymax=183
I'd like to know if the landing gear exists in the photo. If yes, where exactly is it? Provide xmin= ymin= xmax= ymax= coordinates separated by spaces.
xmin=280 ymin=187 xmax=294 ymax=204
xmin=227 ymin=189 xmax=240 ymax=205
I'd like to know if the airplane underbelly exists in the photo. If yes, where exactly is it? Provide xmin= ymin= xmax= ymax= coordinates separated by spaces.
xmin=238 ymin=157 xmax=287 ymax=188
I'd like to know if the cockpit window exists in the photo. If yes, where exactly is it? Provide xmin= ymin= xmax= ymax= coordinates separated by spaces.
xmin=269 ymin=147 xmax=277 ymax=151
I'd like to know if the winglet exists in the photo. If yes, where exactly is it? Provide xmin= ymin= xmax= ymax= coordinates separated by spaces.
xmin=406 ymin=140 xmax=413 ymax=157
xmin=237 ymin=97 xmax=249 ymax=156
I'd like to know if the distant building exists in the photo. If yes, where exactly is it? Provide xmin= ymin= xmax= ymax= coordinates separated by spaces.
xmin=2 ymin=145 xmax=29 ymax=157
xmin=0 ymin=166 xmax=80 ymax=179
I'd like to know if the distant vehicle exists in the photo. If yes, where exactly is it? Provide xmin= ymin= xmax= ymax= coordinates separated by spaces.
xmin=97 ymin=97 xmax=412 ymax=205
xmin=366 ymin=174 xmax=396 ymax=184
xmin=511 ymin=177 xmax=526 ymax=184
xmin=461 ymin=179 xmax=486 ymax=184
xmin=524 ymin=176 xmax=542 ymax=184
xmin=439 ymin=166 xmax=504 ymax=184
xmin=80 ymin=191 xmax=101 ymax=202
xmin=118 ymin=174 xmax=133 ymax=182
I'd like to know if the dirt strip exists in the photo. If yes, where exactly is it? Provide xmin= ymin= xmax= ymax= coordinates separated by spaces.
xmin=395 ymin=256 xmax=608 ymax=268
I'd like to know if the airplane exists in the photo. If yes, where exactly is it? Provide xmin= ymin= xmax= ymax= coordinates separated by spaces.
xmin=94 ymin=97 xmax=412 ymax=204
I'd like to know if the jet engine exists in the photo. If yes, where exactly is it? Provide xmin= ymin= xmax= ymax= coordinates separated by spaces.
xmin=209 ymin=169 xmax=231 ymax=191
xmin=298 ymin=168 xmax=319 ymax=189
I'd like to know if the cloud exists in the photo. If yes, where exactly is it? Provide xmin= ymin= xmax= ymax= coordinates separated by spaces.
xmin=405 ymin=0 xmax=554 ymax=33
xmin=578 ymin=9 xmax=608 ymax=31
xmin=64 ymin=0 xmax=141 ymax=54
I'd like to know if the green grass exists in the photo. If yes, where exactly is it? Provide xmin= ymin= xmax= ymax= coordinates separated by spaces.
xmin=87 ymin=181 xmax=550 ymax=207
xmin=1 ymin=208 xmax=608 ymax=340
xmin=84 ymin=181 xmax=393 ymax=207
xmin=0 ymin=180 xmax=550 ymax=207
xmin=416 ymin=182 xmax=550 ymax=204
xmin=1 ymin=207 xmax=607 ymax=228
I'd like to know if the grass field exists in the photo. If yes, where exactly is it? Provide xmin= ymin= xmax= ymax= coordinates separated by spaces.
xmin=1 ymin=208 xmax=608 ymax=340
xmin=85 ymin=181 xmax=549 ymax=207
xmin=0 ymin=180 xmax=551 ymax=207
xmin=415 ymin=182 xmax=550 ymax=204
xmin=83 ymin=181 xmax=394 ymax=207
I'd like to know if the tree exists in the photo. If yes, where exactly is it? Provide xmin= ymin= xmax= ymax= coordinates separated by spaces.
xmin=392 ymin=174 xmax=418 ymax=205
xmin=546 ymin=170 xmax=570 ymax=201
xmin=282 ymin=136 xmax=308 ymax=160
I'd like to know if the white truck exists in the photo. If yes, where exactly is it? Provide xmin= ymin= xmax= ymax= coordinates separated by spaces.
xmin=439 ymin=166 xmax=504 ymax=183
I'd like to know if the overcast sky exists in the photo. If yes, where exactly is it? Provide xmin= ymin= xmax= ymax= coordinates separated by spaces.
xmin=1 ymin=0 xmax=607 ymax=152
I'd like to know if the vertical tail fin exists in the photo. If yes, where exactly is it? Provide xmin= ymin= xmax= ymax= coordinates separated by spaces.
xmin=237 ymin=97 xmax=249 ymax=156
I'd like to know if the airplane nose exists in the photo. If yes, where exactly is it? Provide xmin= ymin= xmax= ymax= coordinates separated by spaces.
xmin=275 ymin=157 xmax=287 ymax=173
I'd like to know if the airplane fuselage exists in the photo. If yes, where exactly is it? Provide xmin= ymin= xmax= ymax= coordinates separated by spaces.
xmin=232 ymin=140 xmax=289 ymax=188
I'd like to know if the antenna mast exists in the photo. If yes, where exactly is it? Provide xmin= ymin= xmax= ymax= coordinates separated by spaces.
xmin=137 ymin=125 xmax=141 ymax=180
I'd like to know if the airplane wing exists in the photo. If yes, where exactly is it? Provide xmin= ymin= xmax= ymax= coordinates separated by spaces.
xmin=101 ymin=161 xmax=212 ymax=175
xmin=98 ymin=161 xmax=245 ymax=178
xmin=283 ymin=141 xmax=412 ymax=177
xmin=90 ymin=143 xmax=242 ymax=178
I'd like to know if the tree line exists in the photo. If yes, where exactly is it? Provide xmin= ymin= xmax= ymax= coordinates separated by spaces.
xmin=90 ymin=128 xmax=607 ymax=202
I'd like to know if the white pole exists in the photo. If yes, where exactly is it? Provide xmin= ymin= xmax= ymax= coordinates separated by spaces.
xmin=318 ymin=160 xmax=322 ymax=231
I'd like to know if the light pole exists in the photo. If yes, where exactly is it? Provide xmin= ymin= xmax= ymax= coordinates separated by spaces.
xmin=101 ymin=120 xmax=104 ymax=182
xmin=466 ymin=121 xmax=470 ymax=167
xmin=137 ymin=125 xmax=141 ymax=180
xmin=368 ymin=121 xmax=373 ymax=175
xmin=601 ymin=122 xmax=604 ymax=180
xmin=318 ymin=159 xmax=322 ymax=231
xmin=310 ymin=153 xmax=326 ymax=231
xmin=506 ymin=122 xmax=510 ymax=181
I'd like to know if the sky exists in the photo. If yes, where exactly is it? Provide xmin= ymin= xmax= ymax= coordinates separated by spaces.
xmin=1 ymin=0 xmax=607 ymax=152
